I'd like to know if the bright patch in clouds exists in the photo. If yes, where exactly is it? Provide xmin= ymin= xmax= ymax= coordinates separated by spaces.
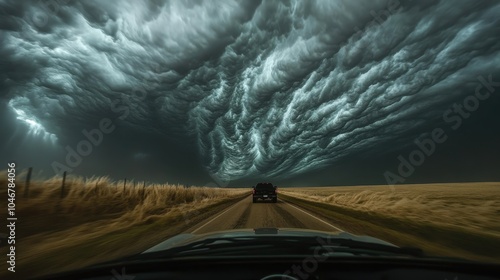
xmin=10 ymin=102 xmax=58 ymax=144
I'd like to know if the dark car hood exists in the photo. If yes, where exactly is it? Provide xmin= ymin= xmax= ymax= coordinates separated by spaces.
xmin=143 ymin=228 xmax=397 ymax=254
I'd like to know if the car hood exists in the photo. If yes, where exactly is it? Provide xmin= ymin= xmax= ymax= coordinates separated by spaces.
xmin=143 ymin=228 xmax=398 ymax=254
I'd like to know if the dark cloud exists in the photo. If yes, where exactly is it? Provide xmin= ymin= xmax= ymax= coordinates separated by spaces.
xmin=1 ymin=0 xmax=499 ymax=185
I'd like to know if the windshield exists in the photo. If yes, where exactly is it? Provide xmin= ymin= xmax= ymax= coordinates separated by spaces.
xmin=0 ymin=0 xmax=499 ymax=279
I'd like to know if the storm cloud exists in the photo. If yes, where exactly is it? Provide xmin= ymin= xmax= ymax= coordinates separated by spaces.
xmin=1 ymin=0 xmax=499 ymax=185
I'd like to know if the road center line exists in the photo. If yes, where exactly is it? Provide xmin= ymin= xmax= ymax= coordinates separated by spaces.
xmin=191 ymin=196 xmax=248 ymax=234
xmin=281 ymin=199 xmax=344 ymax=232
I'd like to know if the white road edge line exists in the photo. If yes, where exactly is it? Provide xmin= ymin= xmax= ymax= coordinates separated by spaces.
xmin=191 ymin=196 xmax=248 ymax=234
xmin=281 ymin=199 xmax=344 ymax=232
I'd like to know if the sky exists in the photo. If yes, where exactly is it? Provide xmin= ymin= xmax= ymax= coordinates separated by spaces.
xmin=1 ymin=0 xmax=500 ymax=187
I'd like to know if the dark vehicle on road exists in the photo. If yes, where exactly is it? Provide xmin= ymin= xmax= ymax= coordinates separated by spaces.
xmin=252 ymin=183 xmax=277 ymax=203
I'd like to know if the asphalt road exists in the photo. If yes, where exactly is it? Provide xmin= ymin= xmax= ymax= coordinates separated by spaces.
xmin=185 ymin=195 xmax=343 ymax=234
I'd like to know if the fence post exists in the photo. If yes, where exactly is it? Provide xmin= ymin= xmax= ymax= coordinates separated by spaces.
xmin=60 ymin=171 xmax=67 ymax=198
xmin=24 ymin=167 xmax=32 ymax=198
xmin=123 ymin=178 xmax=127 ymax=192
xmin=142 ymin=181 xmax=146 ymax=200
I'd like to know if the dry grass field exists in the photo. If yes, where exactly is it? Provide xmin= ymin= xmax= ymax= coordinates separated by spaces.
xmin=280 ymin=182 xmax=500 ymax=262
xmin=0 ymin=170 xmax=247 ymax=278
xmin=282 ymin=183 xmax=500 ymax=235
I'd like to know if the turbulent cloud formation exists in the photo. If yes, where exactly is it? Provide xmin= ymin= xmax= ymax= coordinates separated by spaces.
xmin=1 ymin=0 xmax=499 ymax=183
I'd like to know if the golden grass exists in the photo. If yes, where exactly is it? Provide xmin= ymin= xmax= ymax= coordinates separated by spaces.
xmin=0 ymin=170 xmax=247 ymax=278
xmin=282 ymin=183 xmax=500 ymax=236
xmin=281 ymin=183 xmax=500 ymax=262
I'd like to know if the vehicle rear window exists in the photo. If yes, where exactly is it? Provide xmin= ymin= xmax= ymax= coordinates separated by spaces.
xmin=256 ymin=183 xmax=274 ymax=190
